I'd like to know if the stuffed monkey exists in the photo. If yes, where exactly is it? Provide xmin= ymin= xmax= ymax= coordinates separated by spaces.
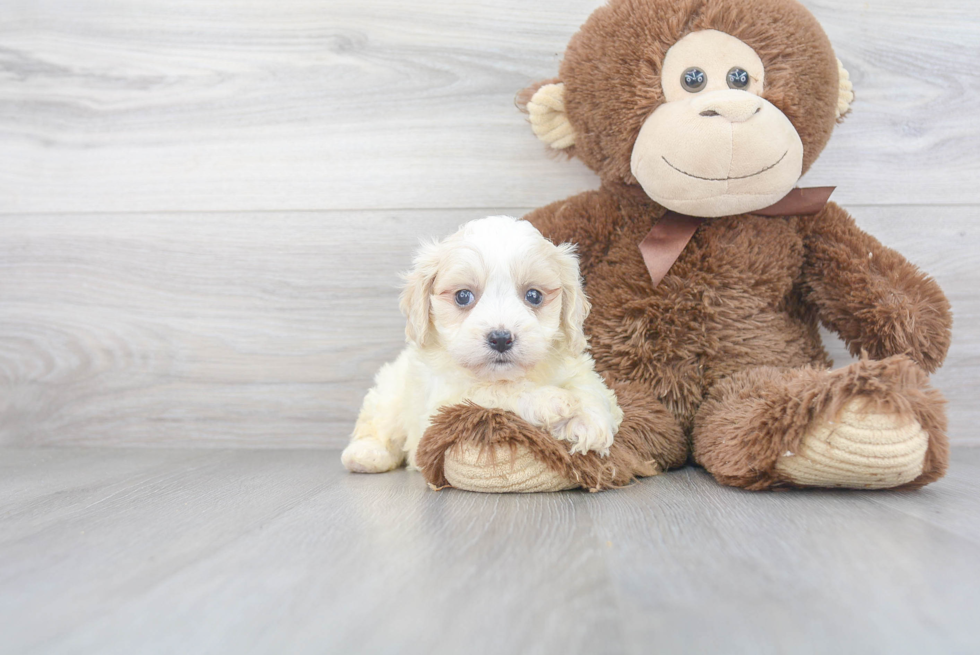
xmin=417 ymin=0 xmax=952 ymax=492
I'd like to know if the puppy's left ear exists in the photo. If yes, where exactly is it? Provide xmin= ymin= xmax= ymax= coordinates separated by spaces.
xmin=399 ymin=240 xmax=441 ymax=347
xmin=554 ymin=243 xmax=590 ymax=354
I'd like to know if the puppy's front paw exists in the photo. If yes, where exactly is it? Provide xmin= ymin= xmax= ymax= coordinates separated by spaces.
xmin=552 ymin=410 xmax=615 ymax=456
xmin=342 ymin=439 xmax=401 ymax=473
xmin=520 ymin=388 xmax=581 ymax=428
xmin=545 ymin=390 xmax=580 ymax=424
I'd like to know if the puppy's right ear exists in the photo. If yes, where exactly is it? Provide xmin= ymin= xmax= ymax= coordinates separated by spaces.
xmin=399 ymin=240 xmax=441 ymax=347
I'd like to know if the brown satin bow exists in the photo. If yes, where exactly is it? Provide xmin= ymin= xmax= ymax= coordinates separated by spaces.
xmin=638 ymin=187 xmax=835 ymax=288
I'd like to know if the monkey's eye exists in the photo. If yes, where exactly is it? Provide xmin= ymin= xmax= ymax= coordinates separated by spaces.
xmin=524 ymin=289 xmax=543 ymax=306
xmin=727 ymin=67 xmax=750 ymax=89
xmin=681 ymin=67 xmax=707 ymax=92
xmin=454 ymin=289 xmax=475 ymax=307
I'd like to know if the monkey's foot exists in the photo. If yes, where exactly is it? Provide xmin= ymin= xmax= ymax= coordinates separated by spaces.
xmin=694 ymin=356 xmax=948 ymax=490
xmin=443 ymin=442 xmax=578 ymax=493
xmin=416 ymin=404 xmax=588 ymax=493
xmin=774 ymin=399 xmax=928 ymax=489
xmin=416 ymin=388 xmax=687 ymax=493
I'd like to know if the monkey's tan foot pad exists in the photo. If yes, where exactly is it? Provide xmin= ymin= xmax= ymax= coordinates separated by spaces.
xmin=775 ymin=399 xmax=928 ymax=489
xmin=442 ymin=443 xmax=579 ymax=493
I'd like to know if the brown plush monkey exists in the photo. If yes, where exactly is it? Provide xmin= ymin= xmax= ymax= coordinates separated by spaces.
xmin=416 ymin=0 xmax=952 ymax=492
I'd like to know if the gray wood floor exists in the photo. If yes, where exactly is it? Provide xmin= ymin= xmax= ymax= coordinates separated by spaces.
xmin=2 ymin=446 xmax=979 ymax=655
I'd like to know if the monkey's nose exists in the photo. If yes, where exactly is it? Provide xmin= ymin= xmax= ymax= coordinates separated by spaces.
xmin=487 ymin=330 xmax=514 ymax=353
xmin=693 ymin=90 xmax=763 ymax=123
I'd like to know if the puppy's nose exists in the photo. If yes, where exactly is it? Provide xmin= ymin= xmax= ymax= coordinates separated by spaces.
xmin=487 ymin=330 xmax=514 ymax=353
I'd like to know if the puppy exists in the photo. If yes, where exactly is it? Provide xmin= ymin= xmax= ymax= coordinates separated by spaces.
xmin=341 ymin=215 xmax=622 ymax=474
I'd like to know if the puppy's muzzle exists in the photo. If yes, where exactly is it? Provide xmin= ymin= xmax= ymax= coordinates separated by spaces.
xmin=487 ymin=330 xmax=514 ymax=353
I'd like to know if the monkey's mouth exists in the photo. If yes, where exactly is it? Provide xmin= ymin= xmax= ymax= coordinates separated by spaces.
xmin=662 ymin=151 xmax=788 ymax=182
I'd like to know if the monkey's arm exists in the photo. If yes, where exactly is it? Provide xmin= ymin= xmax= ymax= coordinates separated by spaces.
xmin=798 ymin=202 xmax=952 ymax=373
xmin=523 ymin=189 xmax=622 ymax=274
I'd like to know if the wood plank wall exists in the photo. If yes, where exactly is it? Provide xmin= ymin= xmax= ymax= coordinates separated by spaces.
xmin=2 ymin=0 xmax=978 ymax=448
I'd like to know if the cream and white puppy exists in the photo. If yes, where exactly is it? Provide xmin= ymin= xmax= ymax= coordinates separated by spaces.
xmin=342 ymin=215 xmax=623 ymax=474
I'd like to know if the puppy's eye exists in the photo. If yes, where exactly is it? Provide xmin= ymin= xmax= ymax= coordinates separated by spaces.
xmin=727 ymin=67 xmax=750 ymax=89
xmin=524 ymin=289 xmax=543 ymax=306
xmin=681 ymin=67 xmax=707 ymax=92
xmin=454 ymin=289 xmax=475 ymax=307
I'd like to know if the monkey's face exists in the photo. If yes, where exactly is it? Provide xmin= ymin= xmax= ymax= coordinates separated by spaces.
xmin=520 ymin=0 xmax=852 ymax=219
xmin=629 ymin=30 xmax=804 ymax=217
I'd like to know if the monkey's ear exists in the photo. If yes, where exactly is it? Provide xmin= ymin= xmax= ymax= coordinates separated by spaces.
xmin=516 ymin=80 xmax=577 ymax=150
xmin=836 ymin=59 xmax=855 ymax=121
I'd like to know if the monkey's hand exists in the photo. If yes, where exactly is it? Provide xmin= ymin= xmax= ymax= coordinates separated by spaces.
xmin=800 ymin=203 xmax=952 ymax=373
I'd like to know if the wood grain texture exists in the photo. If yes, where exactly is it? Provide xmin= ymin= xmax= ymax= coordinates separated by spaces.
xmin=0 ymin=446 xmax=978 ymax=654
xmin=2 ymin=205 xmax=977 ymax=448
xmin=0 ymin=209 xmax=483 ymax=447
xmin=0 ymin=0 xmax=978 ymax=213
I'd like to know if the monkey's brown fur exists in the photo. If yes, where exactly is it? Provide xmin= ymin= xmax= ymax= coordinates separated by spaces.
xmin=416 ymin=0 xmax=952 ymax=491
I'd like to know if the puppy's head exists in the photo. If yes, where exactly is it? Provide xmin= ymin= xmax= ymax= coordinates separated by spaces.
xmin=400 ymin=216 xmax=590 ymax=379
